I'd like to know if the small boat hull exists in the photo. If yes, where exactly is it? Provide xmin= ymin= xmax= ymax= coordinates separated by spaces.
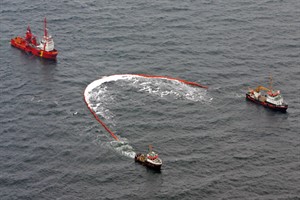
xmin=135 ymin=153 xmax=162 ymax=170
xmin=246 ymin=93 xmax=288 ymax=112
xmin=11 ymin=37 xmax=58 ymax=60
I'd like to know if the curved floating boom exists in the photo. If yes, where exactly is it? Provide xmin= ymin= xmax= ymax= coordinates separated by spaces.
xmin=84 ymin=74 xmax=208 ymax=142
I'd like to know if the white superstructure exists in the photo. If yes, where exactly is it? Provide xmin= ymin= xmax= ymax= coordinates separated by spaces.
xmin=38 ymin=34 xmax=54 ymax=51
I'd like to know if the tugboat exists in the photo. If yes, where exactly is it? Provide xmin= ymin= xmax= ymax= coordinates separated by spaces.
xmin=135 ymin=145 xmax=162 ymax=170
xmin=246 ymin=76 xmax=288 ymax=112
xmin=10 ymin=18 xmax=58 ymax=60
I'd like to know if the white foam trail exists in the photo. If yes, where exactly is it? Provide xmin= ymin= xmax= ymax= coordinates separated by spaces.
xmin=110 ymin=139 xmax=136 ymax=158
xmin=85 ymin=74 xmax=138 ymax=101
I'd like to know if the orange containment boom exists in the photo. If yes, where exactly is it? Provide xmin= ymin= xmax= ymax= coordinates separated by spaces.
xmin=137 ymin=74 xmax=208 ymax=89
xmin=83 ymin=94 xmax=120 ymax=141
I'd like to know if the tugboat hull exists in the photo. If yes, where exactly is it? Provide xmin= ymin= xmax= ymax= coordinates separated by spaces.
xmin=135 ymin=153 xmax=162 ymax=170
xmin=246 ymin=93 xmax=288 ymax=112
xmin=11 ymin=37 xmax=58 ymax=60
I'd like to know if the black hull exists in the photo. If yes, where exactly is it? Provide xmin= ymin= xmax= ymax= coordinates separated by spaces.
xmin=135 ymin=154 xmax=162 ymax=170
xmin=246 ymin=93 xmax=288 ymax=112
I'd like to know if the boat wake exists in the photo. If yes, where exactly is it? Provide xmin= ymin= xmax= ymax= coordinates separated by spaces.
xmin=110 ymin=138 xmax=136 ymax=158
xmin=84 ymin=74 xmax=211 ymax=158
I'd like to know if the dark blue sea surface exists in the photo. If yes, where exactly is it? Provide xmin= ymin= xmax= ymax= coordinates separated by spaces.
xmin=1 ymin=0 xmax=300 ymax=199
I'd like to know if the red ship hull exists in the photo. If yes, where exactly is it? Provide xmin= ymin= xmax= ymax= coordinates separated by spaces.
xmin=11 ymin=36 xmax=58 ymax=60
xmin=246 ymin=93 xmax=288 ymax=112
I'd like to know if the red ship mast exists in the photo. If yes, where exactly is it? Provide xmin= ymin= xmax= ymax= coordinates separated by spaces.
xmin=44 ymin=17 xmax=48 ymax=37
xmin=43 ymin=17 xmax=47 ymax=51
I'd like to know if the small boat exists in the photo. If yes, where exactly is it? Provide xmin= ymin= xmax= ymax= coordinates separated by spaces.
xmin=10 ymin=18 xmax=58 ymax=60
xmin=135 ymin=145 xmax=162 ymax=170
xmin=246 ymin=76 xmax=288 ymax=112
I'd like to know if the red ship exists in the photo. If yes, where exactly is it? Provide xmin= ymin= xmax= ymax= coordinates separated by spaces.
xmin=11 ymin=18 xmax=58 ymax=60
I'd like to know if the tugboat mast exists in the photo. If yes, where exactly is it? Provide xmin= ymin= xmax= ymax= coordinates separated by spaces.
xmin=149 ymin=144 xmax=152 ymax=152
xmin=269 ymin=74 xmax=273 ymax=92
